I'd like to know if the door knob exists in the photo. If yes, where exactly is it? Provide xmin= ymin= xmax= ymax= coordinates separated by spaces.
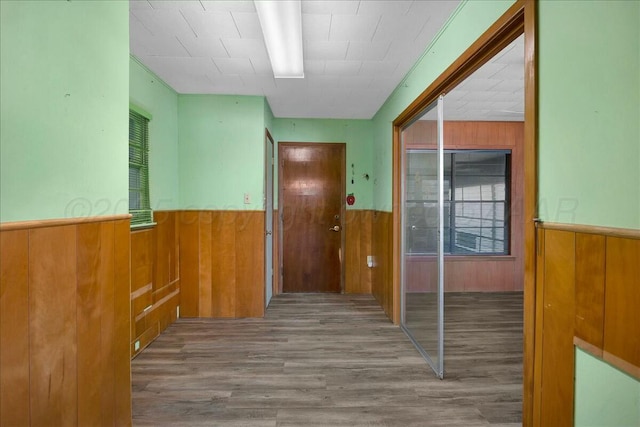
xmin=329 ymin=225 xmax=341 ymax=232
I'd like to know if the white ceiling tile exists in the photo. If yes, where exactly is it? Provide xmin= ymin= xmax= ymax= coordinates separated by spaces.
xmin=407 ymin=0 xmax=459 ymax=19
xmin=231 ymin=12 xmax=263 ymax=38
xmin=302 ymin=1 xmax=360 ymax=15
xmin=128 ymin=0 xmax=523 ymax=120
xmin=372 ymin=15 xmax=423 ymax=43
xmin=357 ymin=1 xmax=412 ymax=16
xmin=457 ymin=78 xmax=501 ymax=92
xmin=213 ymin=57 xmax=255 ymax=74
xmin=131 ymin=8 xmax=194 ymax=37
xmin=130 ymin=0 xmax=152 ymax=10
xmin=302 ymin=14 xmax=331 ymax=41
xmin=324 ymin=60 xmax=362 ymax=76
xmin=139 ymin=56 xmax=218 ymax=88
xmin=346 ymin=41 xmax=390 ymax=61
xmin=488 ymin=91 xmax=521 ymax=102
xmin=241 ymin=74 xmax=277 ymax=91
xmin=130 ymin=20 xmax=189 ymax=57
xmin=177 ymin=33 xmax=228 ymax=57
xmin=167 ymin=74 xmax=216 ymax=93
xmin=205 ymin=74 xmax=245 ymax=90
xmin=330 ymin=14 xmax=380 ymax=42
xmin=249 ymin=56 xmax=273 ymax=74
xmin=222 ymin=38 xmax=268 ymax=59
xmin=304 ymin=40 xmax=349 ymax=61
xmin=359 ymin=60 xmax=398 ymax=76
xmin=489 ymin=79 xmax=523 ymax=93
xmin=303 ymin=60 xmax=326 ymax=75
xmin=200 ymin=1 xmax=256 ymax=13
xmin=181 ymin=10 xmax=240 ymax=38
xmin=148 ymin=1 xmax=204 ymax=11
xmin=467 ymin=62 xmax=508 ymax=80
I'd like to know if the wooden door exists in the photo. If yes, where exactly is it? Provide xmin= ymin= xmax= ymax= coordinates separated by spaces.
xmin=279 ymin=142 xmax=345 ymax=293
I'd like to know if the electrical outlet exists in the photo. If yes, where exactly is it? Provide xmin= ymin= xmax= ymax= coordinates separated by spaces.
xmin=244 ymin=193 xmax=251 ymax=204
xmin=134 ymin=340 xmax=140 ymax=352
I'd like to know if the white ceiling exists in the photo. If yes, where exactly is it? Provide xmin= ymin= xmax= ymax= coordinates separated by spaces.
xmin=129 ymin=0 xmax=461 ymax=119
xmin=444 ymin=34 xmax=524 ymax=121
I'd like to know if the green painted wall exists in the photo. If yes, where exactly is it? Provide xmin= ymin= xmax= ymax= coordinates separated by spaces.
xmin=264 ymin=99 xmax=274 ymax=138
xmin=272 ymin=118 xmax=374 ymax=210
xmin=178 ymin=95 xmax=266 ymax=210
xmin=574 ymin=348 xmax=640 ymax=426
xmin=538 ymin=0 xmax=640 ymax=229
xmin=371 ymin=0 xmax=515 ymax=212
xmin=130 ymin=58 xmax=180 ymax=211
xmin=0 ymin=0 xmax=129 ymax=222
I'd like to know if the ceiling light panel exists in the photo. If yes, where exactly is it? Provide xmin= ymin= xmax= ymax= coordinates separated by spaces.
xmin=255 ymin=1 xmax=304 ymax=78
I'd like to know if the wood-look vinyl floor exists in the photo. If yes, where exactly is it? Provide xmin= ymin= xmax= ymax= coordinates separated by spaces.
xmin=132 ymin=292 xmax=523 ymax=427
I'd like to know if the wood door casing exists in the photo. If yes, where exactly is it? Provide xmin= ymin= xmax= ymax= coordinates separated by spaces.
xmin=280 ymin=142 xmax=345 ymax=293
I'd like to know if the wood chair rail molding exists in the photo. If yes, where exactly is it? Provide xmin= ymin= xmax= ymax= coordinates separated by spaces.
xmin=0 ymin=213 xmax=132 ymax=231
xmin=538 ymin=221 xmax=640 ymax=240
xmin=391 ymin=1 xmax=536 ymax=425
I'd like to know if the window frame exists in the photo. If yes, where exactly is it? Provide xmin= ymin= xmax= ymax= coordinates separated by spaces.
xmin=405 ymin=149 xmax=511 ymax=256
xmin=129 ymin=107 xmax=153 ymax=227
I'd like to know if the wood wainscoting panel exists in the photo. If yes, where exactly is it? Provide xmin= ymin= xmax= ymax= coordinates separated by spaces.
xmin=574 ymin=233 xmax=605 ymax=350
xmin=372 ymin=211 xmax=393 ymax=320
xmin=0 ymin=230 xmax=30 ymax=426
xmin=540 ymin=229 xmax=575 ymax=427
xmin=534 ymin=223 xmax=640 ymax=425
xmin=114 ymin=219 xmax=132 ymax=425
xmin=604 ymin=236 xmax=640 ymax=372
xmin=198 ymin=211 xmax=213 ymax=317
xmin=178 ymin=210 xmax=264 ymax=319
xmin=235 ymin=211 xmax=265 ymax=318
xmin=345 ymin=210 xmax=373 ymax=294
xmin=29 ymin=225 xmax=78 ymax=426
xmin=179 ymin=211 xmax=200 ymax=317
xmin=77 ymin=222 xmax=115 ymax=426
xmin=0 ymin=216 xmax=132 ymax=426
xmin=273 ymin=209 xmax=279 ymax=296
xmin=131 ymin=211 xmax=181 ymax=358
xmin=211 ymin=211 xmax=237 ymax=317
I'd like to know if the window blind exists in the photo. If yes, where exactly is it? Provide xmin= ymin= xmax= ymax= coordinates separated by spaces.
xmin=129 ymin=110 xmax=152 ymax=226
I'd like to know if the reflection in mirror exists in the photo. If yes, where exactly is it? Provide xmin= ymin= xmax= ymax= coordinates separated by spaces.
xmin=400 ymin=34 xmax=524 ymax=384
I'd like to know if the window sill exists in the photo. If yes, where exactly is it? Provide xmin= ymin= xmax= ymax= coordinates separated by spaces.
xmin=131 ymin=222 xmax=157 ymax=231
xmin=406 ymin=254 xmax=516 ymax=262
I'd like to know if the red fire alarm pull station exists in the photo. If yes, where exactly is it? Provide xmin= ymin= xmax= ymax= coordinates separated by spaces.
xmin=346 ymin=193 xmax=356 ymax=206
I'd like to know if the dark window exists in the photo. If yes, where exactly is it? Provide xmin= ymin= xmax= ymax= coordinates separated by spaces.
xmin=405 ymin=150 xmax=510 ymax=255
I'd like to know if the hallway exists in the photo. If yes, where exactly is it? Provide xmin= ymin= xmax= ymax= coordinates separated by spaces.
xmin=132 ymin=293 xmax=522 ymax=426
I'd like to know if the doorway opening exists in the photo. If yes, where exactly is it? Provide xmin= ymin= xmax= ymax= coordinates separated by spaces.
xmin=392 ymin=0 xmax=536 ymax=424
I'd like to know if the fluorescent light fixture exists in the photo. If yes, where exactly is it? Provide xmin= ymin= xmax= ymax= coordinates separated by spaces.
xmin=255 ymin=0 xmax=304 ymax=78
